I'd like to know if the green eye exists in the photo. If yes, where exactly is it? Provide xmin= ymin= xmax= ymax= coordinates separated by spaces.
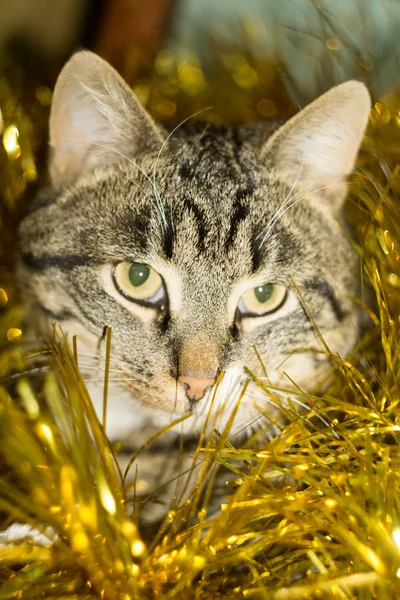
xmin=238 ymin=283 xmax=287 ymax=317
xmin=113 ymin=262 xmax=165 ymax=305
xmin=254 ymin=283 xmax=274 ymax=304
xmin=129 ymin=263 xmax=150 ymax=287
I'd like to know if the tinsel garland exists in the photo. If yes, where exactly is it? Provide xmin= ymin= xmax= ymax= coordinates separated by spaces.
xmin=1 ymin=42 xmax=400 ymax=599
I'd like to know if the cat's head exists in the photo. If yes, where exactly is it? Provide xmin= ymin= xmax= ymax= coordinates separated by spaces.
xmin=19 ymin=51 xmax=370 ymax=439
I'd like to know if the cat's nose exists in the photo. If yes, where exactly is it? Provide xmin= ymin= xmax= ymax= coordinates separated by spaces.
xmin=179 ymin=376 xmax=215 ymax=403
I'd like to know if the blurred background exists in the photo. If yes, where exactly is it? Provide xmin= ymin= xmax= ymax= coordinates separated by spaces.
xmin=1 ymin=0 xmax=400 ymax=102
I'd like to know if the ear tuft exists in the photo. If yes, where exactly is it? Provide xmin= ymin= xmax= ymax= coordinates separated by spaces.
xmin=49 ymin=51 xmax=163 ymax=188
xmin=265 ymin=80 xmax=371 ymax=201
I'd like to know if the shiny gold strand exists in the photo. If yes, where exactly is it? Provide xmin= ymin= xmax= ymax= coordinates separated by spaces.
xmin=0 ymin=30 xmax=400 ymax=599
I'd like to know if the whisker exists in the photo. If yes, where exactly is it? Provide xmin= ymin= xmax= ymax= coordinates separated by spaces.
xmin=231 ymin=411 xmax=281 ymax=439
xmin=21 ymin=350 xmax=51 ymax=360
xmin=83 ymin=376 xmax=166 ymax=394
xmin=274 ymin=172 xmax=339 ymax=214
xmin=62 ymin=136 xmax=167 ymax=231
xmin=118 ymin=172 xmax=153 ymax=202
xmin=76 ymin=352 xmax=143 ymax=370
xmin=85 ymin=377 xmax=151 ymax=383
xmin=257 ymin=160 xmax=352 ymax=251
xmin=152 ymin=107 xmax=212 ymax=190
xmin=151 ymin=107 xmax=212 ymax=241
xmin=78 ymin=359 xmax=134 ymax=370
xmin=78 ymin=366 xmax=131 ymax=376
xmin=245 ymin=390 xmax=337 ymax=435
xmin=260 ymin=101 xmax=308 ymax=243
xmin=2 ymin=365 xmax=51 ymax=381
xmin=258 ymin=181 xmax=344 ymax=248
xmin=262 ymin=179 xmax=332 ymax=238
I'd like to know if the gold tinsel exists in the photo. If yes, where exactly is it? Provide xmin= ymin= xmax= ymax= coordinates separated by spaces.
xmin=1 ymin=36 xmax=400 ymax=600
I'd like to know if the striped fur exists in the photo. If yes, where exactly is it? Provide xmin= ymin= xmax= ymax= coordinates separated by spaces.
xmin=18 ymin=52 xmax=370 ymax=522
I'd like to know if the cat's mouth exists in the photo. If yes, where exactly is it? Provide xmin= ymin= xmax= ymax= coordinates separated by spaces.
xmin=82 ymin=360 xmax=306 ymax=446
xmin=84 ymin=363 xmax=251 ymax=418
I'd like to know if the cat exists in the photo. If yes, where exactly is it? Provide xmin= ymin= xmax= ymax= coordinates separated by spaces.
xmin=17 ymin=50 xmax=370 ymax=523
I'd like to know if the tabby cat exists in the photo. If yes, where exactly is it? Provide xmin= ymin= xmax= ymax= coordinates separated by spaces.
xmin=18 ymin=51 xmax=370 ymax=522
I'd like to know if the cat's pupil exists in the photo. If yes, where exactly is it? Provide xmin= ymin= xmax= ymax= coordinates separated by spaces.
xmin=255 ymin=283 xmax=273 ymax=304
xmin=129 ymin=264 xmax=150 ymax=287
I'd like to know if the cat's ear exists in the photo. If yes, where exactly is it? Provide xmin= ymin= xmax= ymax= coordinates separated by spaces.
xmin=49 ymin=51 xmax=164 ymax=187
xmin=265 ymin=81 xmax=370 ymax=204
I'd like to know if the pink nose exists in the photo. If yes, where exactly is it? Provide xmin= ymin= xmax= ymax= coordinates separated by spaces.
xmin=179 ymin=376 xmax=215 ymax=403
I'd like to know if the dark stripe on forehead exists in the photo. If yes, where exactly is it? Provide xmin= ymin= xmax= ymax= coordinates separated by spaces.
xmin=251 ymin=222 xmax=302 ymax=273
xmin=250 ymin=234 xmax=264 ymax=272
xmin=275 ymin=228 xmax=301 ymax=265
xmin=180 ymin=125 xmax=236 ymax=180
xmin=182 ymin=198 xmax=207 ymax=250
xmin=305 ymin=280 xmax=346 ymax=322
xmin=231 ymin=128 xmax=255 ymax=185
xmin=225 ymin=193 xmax=250 ymax=249
xmin=224 ymin=128 xmax=256 ymax=250
xmin=162 ymin=206 xmax=174 ymax=259
xmin=122 ymin=212 xmax=150 ymax=251
xmin=179 ymin=159 xmax=195 ymax=180
xmin=21 ymin=252 xmax=98 ymax=271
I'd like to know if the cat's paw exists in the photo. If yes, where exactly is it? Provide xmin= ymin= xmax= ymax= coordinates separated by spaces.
xmin=0 ymin=523 xmax=57 ymax=546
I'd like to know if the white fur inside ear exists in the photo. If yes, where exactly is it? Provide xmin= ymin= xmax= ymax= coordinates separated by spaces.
xmin=49 ymin=51 xmax=163 ymax=187
xmin=267 ymin=81 xmax=371 ymax=188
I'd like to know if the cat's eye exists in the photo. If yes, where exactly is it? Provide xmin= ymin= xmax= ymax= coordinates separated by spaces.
xmin=237 ymin=283 xmax=287 ymax=317
xmin=113 ymin=262 xmax=166 ymax=307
